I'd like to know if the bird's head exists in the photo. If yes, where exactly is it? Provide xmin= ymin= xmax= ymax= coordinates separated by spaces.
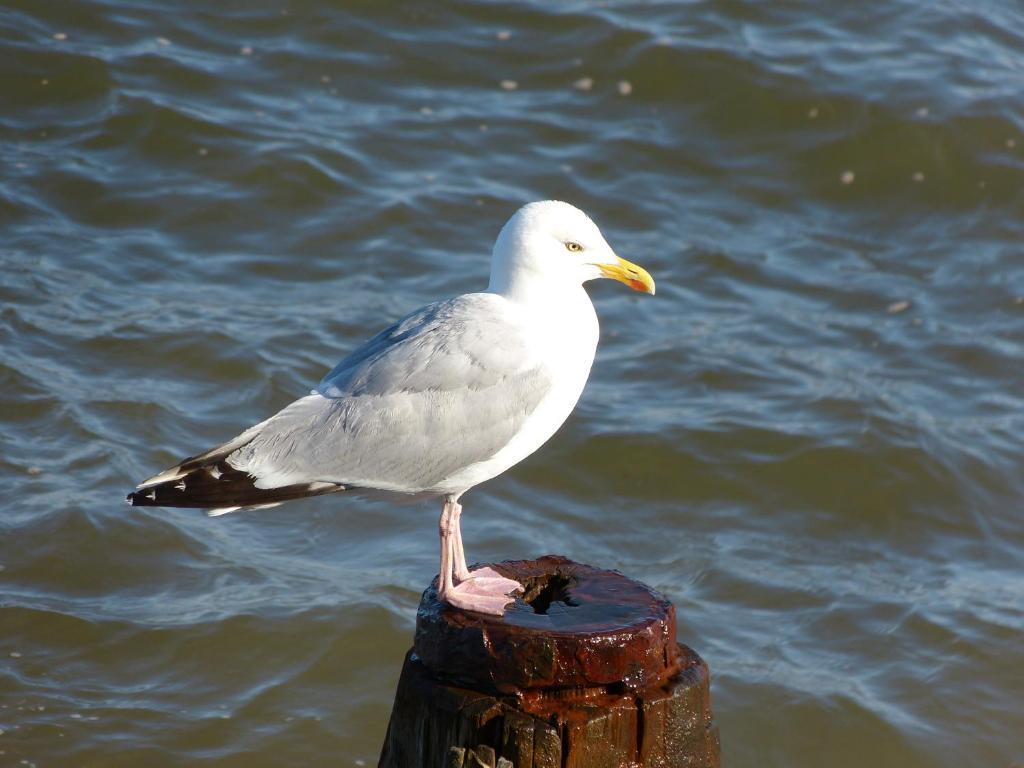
xmin=488 ymin=200 xmax=655 ymax=300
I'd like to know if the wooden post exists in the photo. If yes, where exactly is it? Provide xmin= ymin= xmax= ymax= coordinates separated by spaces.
xmin=379 ymin=555 xmax=720 ymax=768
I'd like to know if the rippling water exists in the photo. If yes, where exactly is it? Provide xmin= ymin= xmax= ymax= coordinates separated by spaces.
xmin=2 ymin=1 xmax=1023 ymax=766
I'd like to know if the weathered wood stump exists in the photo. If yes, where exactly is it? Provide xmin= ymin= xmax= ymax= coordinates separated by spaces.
xmin=379 ymin=555 xmax=720 ymax=768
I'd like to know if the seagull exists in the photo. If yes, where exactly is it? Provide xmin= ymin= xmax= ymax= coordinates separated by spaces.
xmin=127 ymin=200 xmax=655 ymax=615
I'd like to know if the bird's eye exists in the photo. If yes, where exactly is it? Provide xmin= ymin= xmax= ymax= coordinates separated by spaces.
xmin=565 ymin=241 xmax=583 ymax=252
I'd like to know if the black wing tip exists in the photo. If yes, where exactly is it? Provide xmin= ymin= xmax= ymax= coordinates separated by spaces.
xmin=126 ymin=489 xmax=155 ymax=507
xmin=124 ymin=470 xmax=345 ymax=511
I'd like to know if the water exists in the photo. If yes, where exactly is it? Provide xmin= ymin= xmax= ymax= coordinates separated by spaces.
xmin=2 ymin=1 xmax=1022 ymax=765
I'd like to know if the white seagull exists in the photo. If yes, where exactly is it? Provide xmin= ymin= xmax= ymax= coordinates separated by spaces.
xmin=127 ymin=200 xmax=655 ymax=615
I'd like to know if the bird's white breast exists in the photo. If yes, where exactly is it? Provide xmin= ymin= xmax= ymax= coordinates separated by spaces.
xmin=435 ymin=288 xmax=599 ymax=496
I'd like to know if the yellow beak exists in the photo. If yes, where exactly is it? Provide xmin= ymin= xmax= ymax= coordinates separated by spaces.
xmin=596 ymin=256 xmax=656 ymax=295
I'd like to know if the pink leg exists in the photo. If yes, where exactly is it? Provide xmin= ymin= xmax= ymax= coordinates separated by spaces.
xmin=451 ymin=500 xmax=470 ymax=583
xmin=436 ymin=495 xmax=522 ymax=615
xmin=438 ymin=498 xmax=456 ymax=598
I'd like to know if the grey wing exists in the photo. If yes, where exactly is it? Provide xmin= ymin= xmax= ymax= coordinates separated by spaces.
xmin=225 ymin=294 xmax=553 ymax=492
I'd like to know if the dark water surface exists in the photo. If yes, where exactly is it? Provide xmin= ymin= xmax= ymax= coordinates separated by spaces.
xmin=2 ymin=1 xmax=1023 ymax=766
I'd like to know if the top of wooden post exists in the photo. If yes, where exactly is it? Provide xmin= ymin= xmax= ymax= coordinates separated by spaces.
xmin=414 ymin=554 xmax=684 ymax=694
